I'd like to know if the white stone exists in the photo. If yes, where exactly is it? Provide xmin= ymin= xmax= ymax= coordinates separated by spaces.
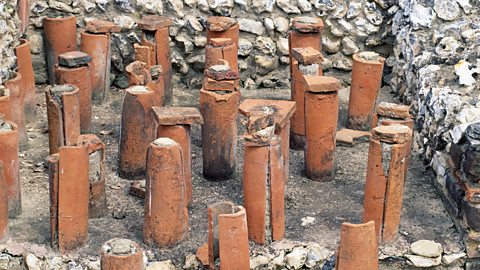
xmin=410 ymin=240 xmax=443 ymax=258
xmin=208 ymin=0 xmax=234 ymax=14
xmin=238 ymin=39 xmax=253 ymax=56
xmin=114 ymin=15 xmax=135 ymax=30
xmin=252 ymin=0 xmax=276 ymax=13
xmin=264 ymin=17 xmax=274 ymax=37
xmin=186 ymin=15 xmax=203 ymax=32
xmin=442 ymin=252 xmax=466 ymax=265
xmin=434 ymin=0 xmax=461 ymax=21
xmin=455 ymin=60 xmax=480 ymax=86
xmin=305 ymin=244 xmax=332 ymax=268
xmin=346 ymin=2 xmax=361 ymax=19
xmin=322 ymin=36 xmax=341 ymax=54
xmin=271 ymin=251 xmax=285 ymax=267
xmin=276 ymin=0 xmax=300 ymax=13
xmin=456 ymin=0 xmax=472 ymax=13
xmin=136 ymin=0 xmax=163 ymax=13
xmin=25 ymin=253 xmax=42 ymax=270
xmin=273 ymin=17 xmax=289 ymax=33
xmin=166 ymin=0 xmax=184 ymax=17
xmin=341 ymin=37 xmax=359 ymax=55
xmin=276 ymin=37 xmax=289 ymax=56
xmin=194 ymin=36 xmax=207 ymax=47
xmin=285 ymin=247 xmax=308 ymax=269
xmin=410 ymin=4 xmax=435 ymax=29
xmin=301 ymin=216 xmax=315 ymax=226
xmin=297 ymin=0 xmax=312 ymax=12
xmin=405 ymin=254 xmax=441 ymax=268
xmin=238 ymin=18 xmax=266 ymax=35
xmin=255 ymin=36 xmax=276 ymax=55
xmin=147 ymin=260 xmax=177 ymax=270
xmin=250 ymin=255 xmax=269 ymax=269
xmin=183 ymin=254 xmax=201 ymax=269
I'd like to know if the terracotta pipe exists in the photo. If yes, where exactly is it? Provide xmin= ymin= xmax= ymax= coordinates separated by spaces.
xmin=100 ymin=238 xmax=144 ymax=270
xmin=15 ymin=39 xmax=36 ymax=122
xmin=208 ymin=202 xmax=249 ymax=270
xmin=335 ymin=221 xmax=378 ymax=270
xmin=0 ymin=118 xmax=21 ymax=218
xmin=55 ymin=51 xmax=93 ymax=133
xmin=239 ymin=99 xmax=296 ymax=185
xmin=200 ymin=89 xmax=240 ymax=180
xmin=77 ymin=134 xmax=108 ymax=218
xmin=4 ymin=72 xmax=27 ymax=151
xmin=0 ymin=162 xmax=9 ymax=243
xmin=43 ymin=16 xmax=77 ymax=85
xmin=243 ymin=137 xmax=285 ymax=244
xmin=118 ymin=86 xmax=156 ymax=179
xmin=47 ymin=154 xmax=59 ymax=247
xmin=289 ymin=17 xmax=323 ymax=76
xmin=80 ymin=20 xmax=120 ymax=103
xmin=138 ymin=15 xmax=173 ymax=104
xmin=362 ymin=124 xmax=411 ymax=243
xmin=373 ymin=102 xmax=414 ymax=182
xmin=50 ymin=145 xmax=89 ymax=254
xmin=45 ymin=84 xmax=81 ymax=154
xmin=153 ymin=107 xmax=203 ymax=205
xmin=144 ymin=138 xmax=188 ymax=247
xmin=125 ymin=61 xmax=152 ymax=86
xmin=304 ymin=76 xmax=339 ymax=182
xmin=148 ymin=65 xmax=165 ymax=106
xmin=290 ymin=52 xmax=321 ymax=150
xmin=17 ymin=0 xmax=30 ymax=34
xmin=0 ymin=87 xmax=11 ymax=121
xmin=348 ymin=52 xmax=385 ymax=131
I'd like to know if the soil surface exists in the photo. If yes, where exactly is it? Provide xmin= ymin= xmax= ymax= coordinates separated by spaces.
xmin=7 ymin=77 xmax=463 ymax=268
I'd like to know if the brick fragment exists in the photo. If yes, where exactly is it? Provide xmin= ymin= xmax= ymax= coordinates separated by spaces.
xmin=85 ymin=19 xmax=121 ymax=33
xmin=126 ymin=61 xmax=151 ymax=86
xmin=100 ymin=239 xmax=144 ymax=270
xmin=203 ymin=77 xmax=235 ymax=91
xmin=303 ymin=75 xmax=339 ymax=93
xmin=58 ymin=51 xmax=92 ymax=68
xmin=137 ymin=15 xmax=172 ymax=31
xmin=0 ymin=118 xmax=20 ymax=218
xmin=371 ymin=124 xmax=411 ymax=144
xmin=206 ymin=16 xmax=237 ymax=32
xmin=376 ymin=102 xmax=411 ymax=119
xmin=129 ymin=180 xmax=146 ymax=198
xmin=209 ymin=38 xmax=233 ymax=47
xmin=335 ymin=128 xmax=371 ymax=146
xmin=152 ymin=107 xmax=203 ymax=126
xmin=291 ymin=16 xmax=324 ymax=33
xmin=292 ymin=47 xmax=323 ymax=65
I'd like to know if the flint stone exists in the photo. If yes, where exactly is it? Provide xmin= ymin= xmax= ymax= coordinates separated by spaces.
xmin=405 ymin=254 xmax=441 ymax=268
xmin=238 ymin=18 xmax=265 ymax=35
xmin=410 ymin=240 xmax=443 ymax=258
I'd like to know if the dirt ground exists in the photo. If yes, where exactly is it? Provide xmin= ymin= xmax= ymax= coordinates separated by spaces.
xmin=7 ymin=75 xmax=463 ymax=268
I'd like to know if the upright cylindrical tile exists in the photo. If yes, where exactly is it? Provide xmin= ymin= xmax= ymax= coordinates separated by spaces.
xmin=15 ymin=39 xmax=36 ymax=122
xmin=5 ymin=72 xmax=27 ymax=150
xmin=289 ymin=17 xmax=323 ymax=75
xmin=335 ymin=221 xmax=378 ymax=270
xmin=118 ymin=86 xmax=156 ymax=180
xmin=348 ymin=52 xmax=385 ymax=131
xmin=55 ymin=51 xmax=93 ymax=133
xmin=243 ymin=137 xmax=285 ymax=245
xmin=0 ymin=162 xmax=9 ymax=242
xmin=45 ymin=85 xmax=81 ymax=154
xmin=144 ymin=138 xmax=188 ymax=247
xmin=80 ymin=20 xmax=120 ymax=103
xmin=0 ymin=119 xmax=20 ymax=218
xmin=17 ymin=0 xmax=30 ymax=34
xmin=43 ymin=16 xmax=77 ymax=85
xmin=153 ymin=107 xmax=203 ymax=206
xmin=200 ymin=89 xmax=240 ymax=180
xmin=304 ymin=76 xmax=339 ymax=182
xmin=208 ymin=202 xmax=250 ymax=270
xmin=138 ymin=15 xmax=172 ymax=104
xmin=362 ymin=124 xmax=411 ymax=243
xmin=77 ymin=134 xmax=108 ymax=218
xmin=100 ymin=238 xmax=144 ymax=270
xmin=205 ymin=39 xmax=237 ymax=73
xmin=55 ymin=145 xmax=89 ymax=254
xmin=0 ymin=87 xmax=11 ymax=121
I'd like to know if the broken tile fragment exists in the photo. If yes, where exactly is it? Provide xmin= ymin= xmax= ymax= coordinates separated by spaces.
xmin=336 ymin=128 xmax=371 ymax=146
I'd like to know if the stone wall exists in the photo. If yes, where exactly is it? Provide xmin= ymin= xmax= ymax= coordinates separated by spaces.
xmin=0 ymin=0 xmax=19 ymax=84
xmin=27 ymin=0 xmax=397 ymax=89
xmin=391 ymin=0 xmax=480 ymax=257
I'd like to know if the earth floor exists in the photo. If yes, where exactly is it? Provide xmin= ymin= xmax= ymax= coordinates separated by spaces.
xmin=6 ymin=80 xmax=463 ymax=268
